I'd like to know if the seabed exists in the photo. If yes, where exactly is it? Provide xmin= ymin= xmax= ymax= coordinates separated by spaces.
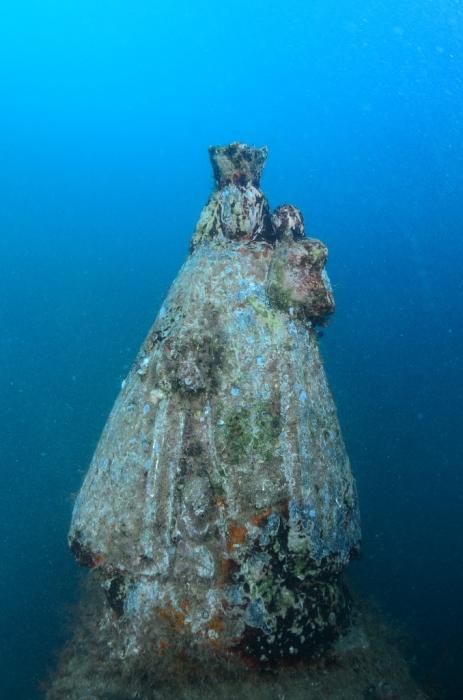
xmin=46 ymin=578 xmax=428 ymax=700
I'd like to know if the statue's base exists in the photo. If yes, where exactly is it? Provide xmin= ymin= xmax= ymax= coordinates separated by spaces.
xmin=46 ymin=578 xmax=428 ymax=700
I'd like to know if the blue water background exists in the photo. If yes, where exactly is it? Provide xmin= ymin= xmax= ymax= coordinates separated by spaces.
xmin=1 ymin=1 xmax=462 ymax=697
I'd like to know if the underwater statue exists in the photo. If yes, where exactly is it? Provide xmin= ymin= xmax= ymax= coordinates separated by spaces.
xmin=48 ymin=144 xmax=429 ymax=700
xmin=68 ymin=142 xmax=361 ymax=666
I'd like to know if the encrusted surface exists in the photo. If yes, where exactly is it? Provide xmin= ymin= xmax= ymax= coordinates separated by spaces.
xmin=68 ymin=142 xmax=361 ymax=666
xmin=47 ymin=582 xmax=428 ymax=700
xmin=209 ymin=141 xmax=268 ymax=188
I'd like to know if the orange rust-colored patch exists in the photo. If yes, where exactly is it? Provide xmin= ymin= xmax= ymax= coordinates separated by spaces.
xmin=207 ymin=614 xmax=225 ymax=633
xmin=87 ymin=552 xmax=106 ymax=569
xmin=218 ymin=556 xmax=238 ymax=585
xmin=227 ymin=521 xmax=247 ymax=550
xmin=250 ymin=507 xmax=274 ymax=527
xmin=157 ymin=604 xmax=186 ymax=630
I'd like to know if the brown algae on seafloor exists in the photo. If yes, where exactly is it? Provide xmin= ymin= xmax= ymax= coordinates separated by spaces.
xmin=58 ymin=142 xmax=364 ymax=688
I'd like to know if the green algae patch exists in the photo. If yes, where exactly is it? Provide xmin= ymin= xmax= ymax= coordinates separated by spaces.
xmin=218 ymin=399 xmax=282 ymax=466
xmin=247 ymin=296 xmax=286 ymax=334
xmin=266 ymin=256 xmax=294 ymax=312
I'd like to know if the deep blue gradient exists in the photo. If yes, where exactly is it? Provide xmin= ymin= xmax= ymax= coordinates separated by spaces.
xmin=1 ymin=1 xmax=462 ymax=698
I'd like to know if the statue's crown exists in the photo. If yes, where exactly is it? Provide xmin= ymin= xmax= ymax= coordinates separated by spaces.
xmin=209 ymin=142 xmax=268 ymax=189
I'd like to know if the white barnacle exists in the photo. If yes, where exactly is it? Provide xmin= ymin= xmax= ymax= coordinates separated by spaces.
xmin=149 ymin=388 xmax=165 ymax=407
xmin=137 ymin=356 xmax=150 ymax=376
